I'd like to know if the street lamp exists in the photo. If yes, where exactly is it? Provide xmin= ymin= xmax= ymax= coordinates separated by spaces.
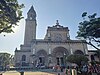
xmin=64 ymin=52 xmax=66 ymax=66
xmin=70 ymin=48 xmax=73 ymax=54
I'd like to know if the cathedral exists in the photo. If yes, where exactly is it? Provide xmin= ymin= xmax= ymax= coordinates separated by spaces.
xmin=14 ymin=6 xmax=88 ymax=67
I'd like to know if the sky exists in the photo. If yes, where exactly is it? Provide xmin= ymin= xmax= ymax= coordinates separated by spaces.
xmin=0 ymin=0 xmax=100 ymax=55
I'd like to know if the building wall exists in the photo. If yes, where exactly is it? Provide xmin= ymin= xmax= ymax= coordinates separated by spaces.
xmin=88 ymin=51 xmax=99 ymax=62
xmin=15 ymin=40 xmax=88 ymax=67
xmin=14 ymin=6 xmax=89 ymax=67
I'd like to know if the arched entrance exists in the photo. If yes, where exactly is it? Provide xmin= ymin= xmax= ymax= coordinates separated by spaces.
xmin=52 ymin=47 xmax=69 ymax=66
xmin=74 ymin=50 xmax=84 ymax=55
xmin=36 ymin=50 xmax=47 ymax=66
xmin=21 ymin=55 xmax=28 ymax=66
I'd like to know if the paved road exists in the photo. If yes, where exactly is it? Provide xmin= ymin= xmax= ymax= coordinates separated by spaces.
xmin=1 ymin=70 xmax=98 ymax=75
xmin=2 ymin=71 xmax=58 ymax=75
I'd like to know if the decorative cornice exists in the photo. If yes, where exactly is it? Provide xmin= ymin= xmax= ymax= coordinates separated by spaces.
xmin=88 ymin=50 xmax=97 ymax=52
xmin=15 ymin=50 xmax=31 ymax=52
xmin=31 ymin=39 xmax=87 ymax=44
xmin=47 ymin=26 xmax=69 ymax=31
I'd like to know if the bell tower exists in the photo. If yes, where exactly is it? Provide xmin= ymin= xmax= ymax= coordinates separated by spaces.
xmin=24 ymin=6 xmax=37 ymax=45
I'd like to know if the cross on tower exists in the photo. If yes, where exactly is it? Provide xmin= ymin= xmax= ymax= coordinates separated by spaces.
xmin=56 ymin=20 xmax=59 ymax=25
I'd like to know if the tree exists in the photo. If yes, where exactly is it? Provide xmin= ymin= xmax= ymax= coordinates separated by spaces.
xmin=0 ymin=0 xmax=24 ymax=34
xmin=0 ymin=53 xmax=12 ymax=69
xmin=77 ymin=12 xmax=100 ymax=50
xmin=66 ymin=54 xmax=89 ymax=67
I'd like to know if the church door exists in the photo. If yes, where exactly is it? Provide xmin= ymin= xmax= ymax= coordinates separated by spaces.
xmin=60 ymin=57 xmax=64 ymax=65
xmin=56 ymin=57 xmax=60 ymax=65
xmin=56 ymin=57 xmax=64 ymax=66
xmin=39 ymin=57 xmax=45 ymax=65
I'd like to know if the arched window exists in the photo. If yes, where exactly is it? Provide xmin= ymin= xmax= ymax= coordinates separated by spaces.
xmin=74 ymin=50 xmax=84 ymax=55
xmin=91 ymin=55 xmax=95 ymax=61
xmin=22 ymin=55 xmax=26 ymax=61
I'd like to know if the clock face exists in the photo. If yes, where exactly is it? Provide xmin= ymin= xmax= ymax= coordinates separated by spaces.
xmin=30 ymin=17 xmax=32 ymax=20
xmin=55 ymin=33 xmax=62 ymax=41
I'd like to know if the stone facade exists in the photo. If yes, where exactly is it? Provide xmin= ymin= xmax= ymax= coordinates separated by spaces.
xmin=14 ymin=6 xmax=88 ymax=67
xmin=88 ymin=50 xmax=99 ymax=62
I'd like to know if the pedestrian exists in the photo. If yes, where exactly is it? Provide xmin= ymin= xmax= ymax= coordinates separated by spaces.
xmin=66 ymin=66 xmax=72 ymax=75
xmin=81 ymin=64 xmax=88 ymax=75
xmin=58 ymin=73 xmax=60 ymax=75
xmin=60 ymin=66 xmax=63 ymax=72
xmin=88 ymin=64 xmax=93 ymax=75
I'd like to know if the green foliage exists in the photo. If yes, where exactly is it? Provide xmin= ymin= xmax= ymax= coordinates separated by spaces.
xmin=77 ymin=12 xmax=100 ymax=50
xmin=82 ymin=12 xmax=87 ymax=17
xmin=0 ymin=53 xmax=12 ymax=67
xmin=0 ymin=0 xmax=24 ymax=33
xmin=66 ymin=54 xmax=89 ymax=67
xmin=90 ymin=61 xmax=100 ymax=65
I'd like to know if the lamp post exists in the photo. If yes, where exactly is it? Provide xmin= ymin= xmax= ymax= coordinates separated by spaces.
xmin=70 ymin=48 xmax=73 ymax=54
xmin=64 ymin=53 xmax=66 ymax=66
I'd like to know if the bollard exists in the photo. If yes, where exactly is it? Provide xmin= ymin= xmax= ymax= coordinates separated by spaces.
xmin=20 ymin=72 xmax=24 ymax=75
xmin=72 ymin=69 xmax=77 ymax=75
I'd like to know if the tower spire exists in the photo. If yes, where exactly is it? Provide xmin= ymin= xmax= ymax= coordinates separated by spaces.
xmin=27 ymin=6 xmax=35 ymax=13
xmin=27 ymin=5 xmax=36 ymax=20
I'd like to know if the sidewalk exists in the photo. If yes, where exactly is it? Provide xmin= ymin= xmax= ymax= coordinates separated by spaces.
xmin=3 ymin=71 xmax=56 ymax=75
